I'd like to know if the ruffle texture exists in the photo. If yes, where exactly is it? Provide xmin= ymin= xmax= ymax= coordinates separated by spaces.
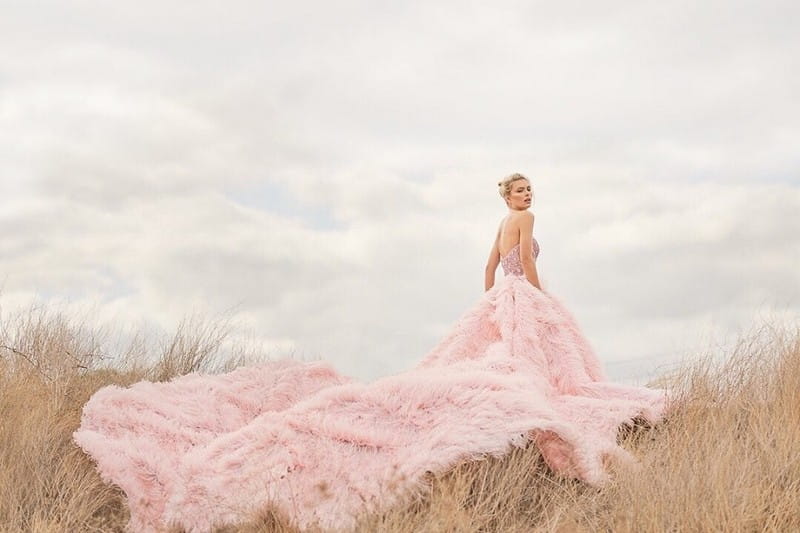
xmin=74 ymin=275 xmax=668 ymax=532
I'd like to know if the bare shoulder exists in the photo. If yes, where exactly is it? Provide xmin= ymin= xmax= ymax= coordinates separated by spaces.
xmin=510 ymin=210 xmax=534 ymax=220
xmin=517 ymin=210 xmax=534 ymax=227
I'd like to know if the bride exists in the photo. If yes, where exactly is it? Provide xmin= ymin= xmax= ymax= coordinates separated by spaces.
xmin=487 ymin=173 xmax=541 ymax=291
xmin=74 ymin=173 xmax=669 ymax=533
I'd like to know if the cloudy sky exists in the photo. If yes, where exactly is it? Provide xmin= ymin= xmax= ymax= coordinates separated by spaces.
xmin=1 ymin=1 xmax=798 ymax=382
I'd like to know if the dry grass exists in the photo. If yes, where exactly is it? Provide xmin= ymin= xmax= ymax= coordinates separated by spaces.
xmin=0 ymin=301 xmax=797 ymax=532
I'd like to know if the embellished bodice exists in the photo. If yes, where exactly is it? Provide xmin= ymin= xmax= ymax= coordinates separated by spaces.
xmin=500 ymin=237 xmax=540 ymax=276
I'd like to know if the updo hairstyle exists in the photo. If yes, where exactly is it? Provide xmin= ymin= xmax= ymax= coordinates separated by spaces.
xmin=497 ymin=173 xmax=533 ymax=206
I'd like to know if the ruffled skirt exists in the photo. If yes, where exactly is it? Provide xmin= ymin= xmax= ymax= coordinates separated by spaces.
xmin=74 ymin=275 xmax=668 ymax=532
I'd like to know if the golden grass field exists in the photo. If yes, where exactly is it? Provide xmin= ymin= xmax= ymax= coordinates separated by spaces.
xmin=0 ymin=302 xmax=797 ymax=532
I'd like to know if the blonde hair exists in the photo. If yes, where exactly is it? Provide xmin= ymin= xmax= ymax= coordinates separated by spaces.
xmin=497 ymin=173 xmax=532 ymax=204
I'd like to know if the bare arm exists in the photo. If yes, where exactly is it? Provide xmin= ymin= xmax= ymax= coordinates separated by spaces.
xmin=518 ymin=212 xmax=542 ymax=290
xmin=484 ymin=222 xmax=502 ymax=291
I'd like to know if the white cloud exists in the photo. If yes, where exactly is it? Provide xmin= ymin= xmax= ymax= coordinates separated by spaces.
xmin=0 ymin=0 xmax=798 ymax=381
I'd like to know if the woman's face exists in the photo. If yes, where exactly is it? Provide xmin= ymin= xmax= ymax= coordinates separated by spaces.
xmin=506 ymin=179 xmax=532 ymax=210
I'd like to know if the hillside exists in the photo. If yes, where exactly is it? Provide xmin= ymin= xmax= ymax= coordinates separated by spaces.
xmin=0 ymin=304 xmax=797 ymax=532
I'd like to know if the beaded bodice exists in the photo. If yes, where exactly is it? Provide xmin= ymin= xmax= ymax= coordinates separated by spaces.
xmin=500 ymin=237 xmax=540 ymax=276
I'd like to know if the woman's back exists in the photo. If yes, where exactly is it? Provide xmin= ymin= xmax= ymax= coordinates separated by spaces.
xmin=498 ymin=218 xmax=539 ymax=276
xmin=498 ymin=212 xmax=540 ymax=276
xmin=498 ymin=212 xmax=539 ymax=261
xmin=498 ymin=212 xmax=529 ymax=257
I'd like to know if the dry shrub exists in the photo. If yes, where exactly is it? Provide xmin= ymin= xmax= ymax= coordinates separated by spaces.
xmin=0 ymin=302 xmax=241 ymax=532
xmin=148 ymin=312 xmax=235 ymax=381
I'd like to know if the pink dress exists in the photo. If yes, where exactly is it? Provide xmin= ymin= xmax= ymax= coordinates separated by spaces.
xmin=74 ymin=236 xmax=668 ymax=532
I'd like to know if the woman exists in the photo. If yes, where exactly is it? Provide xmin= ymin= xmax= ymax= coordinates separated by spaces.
xmin=74 ymin=173 xmax=668 ymax=532
xmin=486 ymin=173 xmax=541 ymax=291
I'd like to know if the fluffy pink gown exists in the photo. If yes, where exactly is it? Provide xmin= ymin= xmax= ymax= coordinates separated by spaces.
xmin=74 ymin=236 xmax=669 ymax=532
